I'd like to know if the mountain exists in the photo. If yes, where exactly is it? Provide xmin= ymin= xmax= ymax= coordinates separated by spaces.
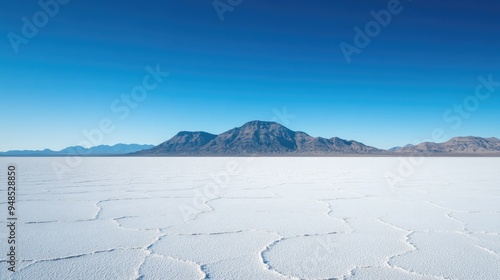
xmin=136 ymin=121 xmax=382 ymax=156
xmin=396 ymin=137 xmax=500 ymax=154
xmin=0 ymin=144 xmax=154 ymax=156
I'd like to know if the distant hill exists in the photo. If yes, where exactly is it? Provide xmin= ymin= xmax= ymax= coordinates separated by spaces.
xmin=0 ymin=144 xmax=154 ymax=156
xmin=135 ymin=121 xmax=381 ymax=156
xmin=395 ymin=137 xmax=500 ymax=154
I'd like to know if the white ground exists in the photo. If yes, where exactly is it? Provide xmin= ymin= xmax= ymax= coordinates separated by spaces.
xmin=0 ymin=157 xmax=499 ymax=279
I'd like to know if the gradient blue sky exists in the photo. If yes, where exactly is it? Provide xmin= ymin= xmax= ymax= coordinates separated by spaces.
xmin=1 ymin=0 xmax=499 ymax=150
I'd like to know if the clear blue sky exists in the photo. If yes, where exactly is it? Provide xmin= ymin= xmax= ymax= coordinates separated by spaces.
xmin=1 ymin=0 xmax=499 ymax=151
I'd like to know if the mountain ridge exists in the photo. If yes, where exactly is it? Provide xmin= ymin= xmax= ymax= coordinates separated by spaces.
xmin=0 ymin=144 xmax=154 ymax=156
xmin=395 ymin=136 xmax=500 ymax=154
xmin=137 ymin=121 xmax=383 ymax=156
xmin=137 ymin=121 xmax=500 ymax=156
xmin=2 ymin=122 xmax=500 ymax=156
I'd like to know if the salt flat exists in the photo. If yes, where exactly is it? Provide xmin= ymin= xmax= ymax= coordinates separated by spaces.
xmin=0 ymin=157 xmax=499 ymax=280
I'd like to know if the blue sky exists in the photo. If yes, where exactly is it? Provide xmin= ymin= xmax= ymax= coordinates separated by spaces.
xmin=1 ymin=0 xmax=499 ymax=150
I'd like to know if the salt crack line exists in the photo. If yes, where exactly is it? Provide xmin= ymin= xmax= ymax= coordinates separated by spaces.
xmin=259 ymin=232 xmax=343 ymax=280
xmin=375 ymin=218 xmax=416 ymax=267
xmin=15 ymin=248 xmax=142 ymax=274
xmin=134 ymin=229 xmax=165 ymax=280
xmin=179 ymin=194 xmax=222 ymax=223
xmin=445 ymin=212 xmax=469 ymax=233
xmin=92 ymin=200 xmax=105 ymax=220
xmin=342 ymin=265 xmax=374 ymax=280
xmin=139 ymin=233 xmax=207 ymax=279
xmin=315 ymin=200 xmax=354 ymax=233
xmin=317 ymin=200 xmax=334 ymax=217
xmin=109 ymin=218 xmax=161 ymax=233
xmin=175 ymin=230 xmax=246 ymax=236
xmin=259 ymin=237 xmax=299 ymax=280
xmin=375 ymin=221 xmax=448 ymax=280
xmin=425 ymin=201 xmax=464 ymax=213
xmin=472 ymin=243 xmax=500 ymax=258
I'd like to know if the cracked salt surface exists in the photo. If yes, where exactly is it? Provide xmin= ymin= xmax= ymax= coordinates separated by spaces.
xmin=137 ymin=254 xmax=204 ymax=280
xmin=14 ymin=220 xmax=157 ymax=260
xmin=152 ymin=230 xmax=283 ymax=279
xmin=167 ymin=198 xmax=351 ymax=237
xmin=327 ymin=198 xmax=464 ymax=231
xmin=0 ymin=157 xmax=499 ymax=279
xmin=262 ymin=218 xmax=413 ymax=279
xmin=13 ymin=249 xmax=147 ymax=280
xmin=450 ymin=212 xmax=500 ymax=232
xmin=390 ymin=231 xmax=500 ymax=279
xmin=470 ymin=233 xmax=500 ymax=256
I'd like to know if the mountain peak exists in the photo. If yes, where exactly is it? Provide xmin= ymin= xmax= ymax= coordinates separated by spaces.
xmin=175 ymin=131 xmax=216 ymax=137
xmin=244 ymin=120 xmax=276 ymax=125
xmin=240 ymin=120 xmax=280 ymax=128
xmin=449 ymin=136 xmax=484 ymax=141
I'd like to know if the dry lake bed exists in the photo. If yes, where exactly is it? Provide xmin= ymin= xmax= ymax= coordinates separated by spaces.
xmin=1 ymin=157 xmax=499 ymax=279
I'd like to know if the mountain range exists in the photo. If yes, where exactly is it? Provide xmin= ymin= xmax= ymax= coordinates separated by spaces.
xmin=392 ymin=136 xmax=500 ymax=154
xmin=134 ymin=121 xmax=500 ymax=156
xmin=0 ymin=144 xmax=154 ymax=156
xmin=3 ymin=121 xmax=500 ymax=156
